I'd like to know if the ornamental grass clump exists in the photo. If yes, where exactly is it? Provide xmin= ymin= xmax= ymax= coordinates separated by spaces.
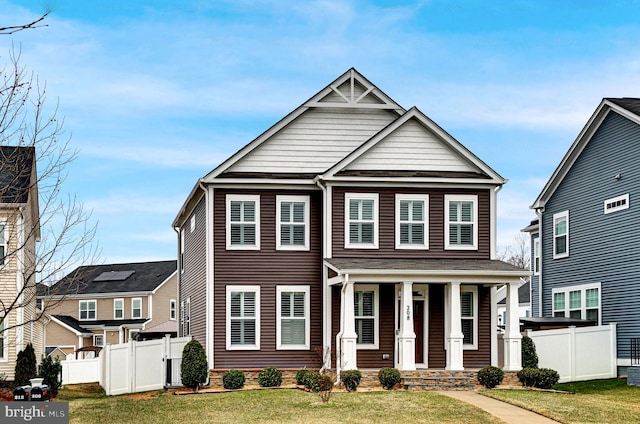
xmin=477 ymin=365 xmax=504 ymax=389
xmin=223 ymin=369 xmax=245 ymax=390
xmin=340 ymin=370 xmax=362 ymax=392
xmin=258 ymin=367 xmax=282 ymax=388
xmin=378 ymin=367 xmax=401 ymax=390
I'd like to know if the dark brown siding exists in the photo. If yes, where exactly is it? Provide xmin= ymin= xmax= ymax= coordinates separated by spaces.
xmin=463 ymin=286 xmax=492 ymax=368
xmin=332 ymin=187 xmax=491 ymax=259
xmin=181 ymin=197 xmax=207 ymax=346
xmin=213 ymin=189 xmax=323 ymax=368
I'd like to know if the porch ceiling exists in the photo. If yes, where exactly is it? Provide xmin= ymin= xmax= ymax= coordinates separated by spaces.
xmin=325 ymin=258 xmax=528 ymax=284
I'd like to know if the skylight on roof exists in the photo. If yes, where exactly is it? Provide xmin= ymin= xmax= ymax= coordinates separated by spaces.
xmin=93 ymin=270 xmax=135 ymax=282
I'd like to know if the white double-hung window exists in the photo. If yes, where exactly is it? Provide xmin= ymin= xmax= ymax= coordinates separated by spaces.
xmin=277 ymin=286 xmax=310 ymax=350
xmin=227 ymin=286 xmax=260 ymax=350
xmin=354 ymin=285 xmax=379 ymax=349
xmin=396 ymin=194 xmax=429 ymax=249
xmin=226 ymin=195 xmax=260 ymax=250
xmin=79 ymin=300 xmax=97 ymax=320
xmin=553 ymin=211 xmax=569 ymax=258
xmin=276 ymin=196 xmax=309 ymax=251
xmin=114 ymin=298 xmax=124 ymax=319
xmin=345 ymin=193 xmax=378 ymax=249
xmin=445 ymin=195 xmax=478 ymax=250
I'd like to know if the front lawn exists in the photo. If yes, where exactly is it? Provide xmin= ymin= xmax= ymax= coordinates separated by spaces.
xmin=66 ymin=389 xmax=501 ymax=424
xmin=483 ymin=378 xmax=640 ymax=423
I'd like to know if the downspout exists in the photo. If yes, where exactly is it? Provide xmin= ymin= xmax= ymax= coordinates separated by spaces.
xmin=491 ymin=185 xmax=502 ymax=260
xmin=535 ymin=207 xmax=544 ymax=317
xmin=335 ymin=273 xmax=349 ymax=385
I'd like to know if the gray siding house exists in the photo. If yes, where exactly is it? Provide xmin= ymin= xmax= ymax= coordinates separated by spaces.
xmin=525 ymin=98 xmax=640 ymax=373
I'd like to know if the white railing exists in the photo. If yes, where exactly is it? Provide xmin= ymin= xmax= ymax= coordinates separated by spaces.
xmin=526 ymin=323 xmax=617 ymax=383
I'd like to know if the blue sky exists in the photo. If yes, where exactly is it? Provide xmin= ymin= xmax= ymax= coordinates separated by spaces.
xmin=1 ymin=0 xmax=640 ymax=267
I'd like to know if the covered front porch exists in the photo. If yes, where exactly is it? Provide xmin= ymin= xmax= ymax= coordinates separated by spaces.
xmin=324 ymin=258 xmax=529 ymax=375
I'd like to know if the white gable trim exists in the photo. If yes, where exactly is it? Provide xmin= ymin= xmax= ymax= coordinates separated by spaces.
xmin=203 ymin=68 xmax=405 ymax=182
xmin=320 ymin=107 xmax=505 ymax=184
xmin=532 ymin=99 xmax=640 ymax=210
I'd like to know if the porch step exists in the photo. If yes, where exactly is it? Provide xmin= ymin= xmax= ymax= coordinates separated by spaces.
xmin=402 ymin=375 xmax=476 ymax=391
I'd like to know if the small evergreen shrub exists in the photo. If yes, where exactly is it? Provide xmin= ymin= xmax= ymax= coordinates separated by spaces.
xmin=304 ymin=371 xmax=321 ymax=392
xmin=521 ymin=336 xmax=539 ymax=369
xmin=258 ymin=367 xmax=282 ymax=387
xmin=517 ymin=367 xmax=540 ymax=387
xmin=537 ymin=368 xmax=560 ymax=389
xmin=38 ymin=355 xmax=63 ymax=394
xmin=222 ymin=369 xmax=245 ymax=390
xmin=14 ymin=343 xmax=37 ymax=387
xmin=296 ymin=368 xmax=313 ymax=386
xmin=180 ymin=340 xmax=208 ymax=391
xmin=378 ymin=367 xmax=401 ymax=390
xmin=477 ymin=366 xmax=504 ymax=389
xmin=340 ymin=369 xmax=362 ymax=392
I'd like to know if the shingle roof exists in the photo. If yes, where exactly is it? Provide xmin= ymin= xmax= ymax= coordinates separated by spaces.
xmin=0 ymin=146 xmax=34 ymax=203
xmin=606 ymin=97 xmax=640 ymax=116
xmin=498 ymin=281 xmax=531 ymax=304
xmin=325 ymin=258 xmax=526 ymax=273
xmin=49 ymin=260 xmax=176 ymax=295
xmin=52 ymin=315 xmax=148 ymax=333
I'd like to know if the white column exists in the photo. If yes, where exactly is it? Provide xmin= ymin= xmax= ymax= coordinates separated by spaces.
xmin=341 ymin=279 xmax=358 ymax=370
xmin=397 ymin=281 xmax=416 ymax=371
xmin=446 ymin=282 xmax=465 ymax=371
xmin=503 ymin=281 xmax=523 ymax=371
xmin=490 ymin=286 xmax=498 ymax=366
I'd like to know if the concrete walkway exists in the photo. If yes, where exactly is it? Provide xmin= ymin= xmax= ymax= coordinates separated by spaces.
xmin=441 ymin=391 xmax=560 ymax=424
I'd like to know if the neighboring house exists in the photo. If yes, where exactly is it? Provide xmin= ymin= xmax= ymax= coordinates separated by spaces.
xmin=496 ymin=279 xmax=531 ymax=329
xmin=40 ymin=260 xmax=177 ymax=358
xmin=524 ymin=98 xmax=640 ymax=374
xmin=0 ymin=146 xmax=43 ymax=380
xmin=173 ymin=68 xmax=529 ymax=374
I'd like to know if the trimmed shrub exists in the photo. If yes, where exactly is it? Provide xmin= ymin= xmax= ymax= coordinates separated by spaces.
xmin=378 ymin=367 xmax=401 ymax=390
xmin=38 ymin=355 xmax=63 ymax=394
xmin=477 ymin=365 xmax=504 ymax=389
xmin=521 ymin=336 xmax=539 ymax=369
xmin=537 ymin=368 xmax=560 ymax=389
xmin=15 ymin=343 xmax=37 ymax=387
xmin=296 ymin=368 xmax=313 ymax=386
xmin=517 ymin=367 xmax=540 ymax=387
xmin=180 ymin=340 xmax=208 ymax=391
xmin=223 ymin=369 xmax=245 ymax=390
xmin=258 ymin=367 xmax=282 ymax=387
xmin=304 ymin=371 xmax=321 ymax=392
xmin=340 ymin=369 xmax=362 ymax=392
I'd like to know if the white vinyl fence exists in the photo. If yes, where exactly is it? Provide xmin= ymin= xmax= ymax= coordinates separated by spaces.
xmin=60 ymin=335 xmax=191 ymax=395
xmin=526 ymin=323 xmax=617 ymax=383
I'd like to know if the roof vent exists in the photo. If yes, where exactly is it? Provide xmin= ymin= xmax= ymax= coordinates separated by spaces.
xmin=94 ymin=270 xmax=135 ymax=282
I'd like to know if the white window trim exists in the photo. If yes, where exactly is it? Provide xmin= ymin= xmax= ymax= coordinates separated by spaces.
xmin=276 ymin=285 xmax=310 ymax=350
xmin=185 ymin=297 xmax=191 ymax=335
xmin=170 ymin=299 xmax=176 ymax=320
xmin=0 ymin=220 xmax=7 ymax=267
xmin=604 ymin=193 xmax=629 ymax=214
xmin=444 ymin=194 xmax=478 ymax=250
xmin=395 ymin=194 xmax=429 ymax=250
xmin=276 ymin=195 xmax=310 ymax=251
xmin=345 ymin=193 xmax=379 ymax=249
xmin=552 ymin=282 xmax=601 ymax=324
xmin=460 ymin=286 xmax=479 ymax=350
xmin=553 ymin=210 xmax=569 ymax=259
xmin=79 ymin=300 xmax=97 ymax=321
xmin=114 ymin=298 xmax=124 ymax=320
xmin=190 ymin=214 xmax=196 ymax=232
xmin=355 ymin=284 xmax=379 ymax=350
xmin=226 ymin=194 xmax=261 ymax=250
xmin=93 ymin=334 xmax=104 ymax=346
xmin=0 ymin=312 xmax=7 ymax=361
xmin=226 ymin=285 xmax=261 ymax=350
xmin=533 ymin=238 xmax=540 ymax=276
xmin=131 ymin=297 xmax=142 ymax=319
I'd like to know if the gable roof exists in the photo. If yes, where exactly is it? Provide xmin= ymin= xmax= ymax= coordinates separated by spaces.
xmin=532 ymin=98 xmax=640 ymax=210
xmin=0 ymin=146 xmax=35 ymax=204
xmin=48 ymin=260 xmax=176 ymax=296
xmin=497 ymin=281 xmax=531 ymax=305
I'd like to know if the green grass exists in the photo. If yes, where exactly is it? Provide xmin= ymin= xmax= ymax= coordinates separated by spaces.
xmin=484 ymin=378 xmax=640 ymax=423
xmin=64 ymin=389 xmax=502 ymax=424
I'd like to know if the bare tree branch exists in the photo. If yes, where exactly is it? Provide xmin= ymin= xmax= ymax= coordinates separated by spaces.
xmin=0 ymin=12 xmax=49 ymax=35
xmin=497 ymin=232 xmax=530 ymax=271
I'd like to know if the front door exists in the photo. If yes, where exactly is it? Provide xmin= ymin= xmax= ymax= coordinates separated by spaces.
xmin=413 ymin=300 xmax=424 ymax=364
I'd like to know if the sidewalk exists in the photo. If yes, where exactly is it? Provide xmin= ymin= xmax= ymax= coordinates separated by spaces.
xmin=441 ymin=391 xmax=560 ymax=424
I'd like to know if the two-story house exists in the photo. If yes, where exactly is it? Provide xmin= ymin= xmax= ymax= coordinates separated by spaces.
xmin=0 ymin=146 xmax=43 ymax=380
xmin=41 ymin=260 xmax=177 ymax=358
xmin=173 ymin=69 xmax=528 ymax=375
xmin=524 ymin=98 xmax=640 ymax=374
